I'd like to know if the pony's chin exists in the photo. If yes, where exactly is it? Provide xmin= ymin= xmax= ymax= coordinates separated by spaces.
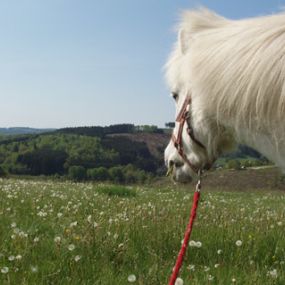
xmin=173 ymin=169 xmax=193 ymax=183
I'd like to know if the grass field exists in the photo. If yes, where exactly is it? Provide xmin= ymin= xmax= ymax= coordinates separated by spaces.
xmin=0 ymin=177 xmax=285 ymax=284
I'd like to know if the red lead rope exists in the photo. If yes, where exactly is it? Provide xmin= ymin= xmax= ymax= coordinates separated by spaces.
xmin=168 ymin=179 xmax=202 ymax=285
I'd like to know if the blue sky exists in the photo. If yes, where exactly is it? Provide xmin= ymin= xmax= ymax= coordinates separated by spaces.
xmin=0 ymin=0 xmax=284 ymax=128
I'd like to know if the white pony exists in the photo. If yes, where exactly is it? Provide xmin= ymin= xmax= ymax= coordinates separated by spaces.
xmin=164 ymin=8 xmax=285 ymax=182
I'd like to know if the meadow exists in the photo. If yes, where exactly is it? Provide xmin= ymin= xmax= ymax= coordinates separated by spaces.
xmin=0 ymin=178 xmax=285 ymax=284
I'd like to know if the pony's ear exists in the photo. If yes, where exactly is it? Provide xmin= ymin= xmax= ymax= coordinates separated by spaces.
xmin=179 ymin=29 xmax=190 ymax=55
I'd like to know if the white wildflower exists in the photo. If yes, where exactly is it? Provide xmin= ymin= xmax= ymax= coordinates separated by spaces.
xmin=174 ymin=277 xmax=183 ymax=285
xmin=204 ymin=266 xmax=210 ymax=272
xmin=1 ymin=267 xmax=9 ymax=274
xmin=195 ymin=241 xmax=202 ymax=248
xmin=267 ymin=269 xmax=278 ymax=279
xmin=33 ymin=237 xmax=40 ymax=243
xmin=187 ymin=264 xmax=195 ymax=271
xmin=208 ymin=274 xmax=214 ymax=281
xmin=128 ymin=274 xmax=137 ymax=283
xmin=54 ymin=236 xmax=61 ymax=243
xmin=68 ymin=244 xmax=75 ymax=251
xmin=31 ymin=265 xmax=38 ymax=273
xmin=214 ymin=263 xmax=219 ymax=268
xmin=235 ymin=240 xmax=242 ymax=247
xmin=37 ymin=211 xmax=47 ymax=217
xmin=69 ymin=221 xmax=78 ymax=227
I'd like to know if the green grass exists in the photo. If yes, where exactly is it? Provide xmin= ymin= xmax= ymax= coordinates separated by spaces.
xmin=0 ymin=178 xmax=285 ymax=284
xmin=96 ymin=185 xmax=137 ymax=197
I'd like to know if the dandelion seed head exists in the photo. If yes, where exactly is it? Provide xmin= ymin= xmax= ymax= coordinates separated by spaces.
xmin=54 ymin=236 xmax=61 ymax=243
xmin=174 ymin=277 xmax=183 ymax=285
xmin=208 ymin=274 xmax=214 ymax=281
xmin=68 ymin=244 xmax=75 ymax=251
xmin=1 ymin=267 xmax=9 ymax=274
xmin=195 ymin=241 xmax=202 ymax=248
xmin=204 ymin=266 xmax=210 ymax=272
xmin=187 ymin=264 xmax=195 ymax=271
xmin=33 ymin=237 xmax=40 ymax=243
xmin=267 ymin=269 xmax=278 ymax=279
xmin=214 ymin=263 xmax=219 ymax=268
xmin=128 ymin=274 xmax=137 ymax=283
xmin=235 ymin=240 xmax=242 ymax=247
xmin=31 ymin=265 xmax=38 ymax=273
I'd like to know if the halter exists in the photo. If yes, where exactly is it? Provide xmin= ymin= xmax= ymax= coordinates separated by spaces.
xmin=171 ymin=95 xmax=209 ymax=174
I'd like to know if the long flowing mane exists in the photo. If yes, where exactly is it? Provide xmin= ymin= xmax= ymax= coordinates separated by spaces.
xmin=166 ymin=9 xmax=285 ymax=142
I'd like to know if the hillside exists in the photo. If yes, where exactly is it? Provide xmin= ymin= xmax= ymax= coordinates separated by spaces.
xmin=0 ymin=127 xmax=55 ymax=136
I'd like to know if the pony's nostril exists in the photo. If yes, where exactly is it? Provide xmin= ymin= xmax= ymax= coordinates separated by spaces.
xmin=169 ymin=160 xmax=183 ymax=168
xmin=174 ymin=161 xmax=184 ymax=168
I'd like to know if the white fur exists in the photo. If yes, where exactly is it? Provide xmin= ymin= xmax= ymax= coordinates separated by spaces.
xmin=165 ymin=8 xmax=285 ymax=181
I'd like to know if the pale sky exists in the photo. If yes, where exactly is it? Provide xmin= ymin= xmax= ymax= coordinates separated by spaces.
xmin=1 ymin=0 xmax=284 ymax=128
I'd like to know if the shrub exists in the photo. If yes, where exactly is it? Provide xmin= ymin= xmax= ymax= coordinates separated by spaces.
xmin=108 ymin=166 xmax=125 ymax=183
xmin=87 ymin=167 xmax=109 ymax=181
xmin=226 ymin=160 xmax=241 ymax=170
xmin=0 ymin=166 xmax=6 ymax=177
xmin=68 ymin=165 xmax=86 ymax=181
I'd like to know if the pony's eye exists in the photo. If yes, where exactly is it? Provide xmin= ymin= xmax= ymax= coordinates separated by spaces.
xmin=172 ymin=92 xmax=179 ymax=101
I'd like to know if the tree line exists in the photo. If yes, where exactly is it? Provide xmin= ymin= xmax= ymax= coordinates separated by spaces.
xmin=57 ymin=124 xmax=164 ymax=137
xmin=0 ymin=133 xmax=163 ymax=183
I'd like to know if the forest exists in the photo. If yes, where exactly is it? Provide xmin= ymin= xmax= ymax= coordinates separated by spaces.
xmin=0 ymin=124 xmax=166 ymax=183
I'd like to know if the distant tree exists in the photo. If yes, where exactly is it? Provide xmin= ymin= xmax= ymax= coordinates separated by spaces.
xmin=0 ymin=166 xmax=6 ymax=177
xmin=68 ymin=165 xmax=86 ymax=181
xmin=165 ymin=122 xmax=175 ymax=128
xmin=105 ymin=124 xmax=135 ymax=134
xmin=87 ymin=167 xmax=109 ymax=181
xmin=108 ymin=166 xmax=125 ymax=183
xmin=136 ymin=125 xmax=159 ymax=133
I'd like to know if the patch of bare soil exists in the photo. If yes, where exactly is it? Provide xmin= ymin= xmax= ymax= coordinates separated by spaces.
xmin=202 ymin=167 xmax=285 ymax=191
xmin=155 ymin=167 xmax=285 ymax=192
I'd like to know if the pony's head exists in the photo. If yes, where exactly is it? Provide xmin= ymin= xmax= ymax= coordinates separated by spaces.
xmin=164 ymin=9 xmax=234 ymax=182
xmin=164 ymin=88 xmax=215 ymax=183
xmin=165 ymin=8 xmax=285 ymax=180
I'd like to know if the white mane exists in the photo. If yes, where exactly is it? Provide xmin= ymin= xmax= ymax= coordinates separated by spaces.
xmin=165 ymin=8 xmax=285 ymax=174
